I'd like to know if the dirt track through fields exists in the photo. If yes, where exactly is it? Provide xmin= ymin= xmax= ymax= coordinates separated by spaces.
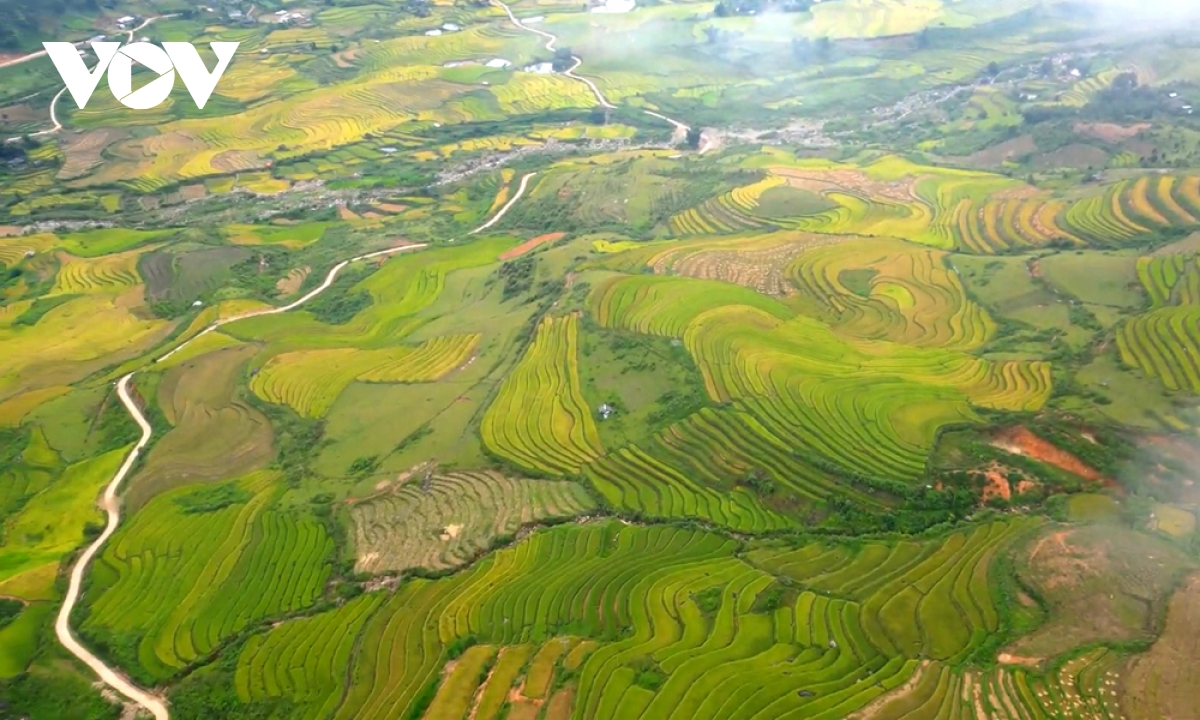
xmin=3 ymin=15 xmax=176 ymax=142
xmin=491 ymin=0 xmax=689 ymax=133
xmin=57 ymin=243 xmax=427 ymax=719
xmin=58 ymin=158 xmax=549 ymax=715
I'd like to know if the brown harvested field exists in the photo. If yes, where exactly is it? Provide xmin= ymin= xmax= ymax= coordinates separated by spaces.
xmin=1075 ymin=121 xmax=1151 ymax=143
xmin=0 ymin=103 xmax=40 ymax=124
xmin=1007 ymin=524 xmax=1194 ymax=658
xmin=125 ymin=345 xmax=274 ymax=510
xmin=771 ymin=166 xmax=920 ymax=202
xmin=178 ymin=184 xmax=208 ymax=201
xmin=1032 ymin=143 xmax=1109 ymax=170
xmin=991 ymin=426 xmax=1107 ymax=483
xmin=543 ymin=687 xmax=574 ymax=720
xmin=275 ymin=266 xmax=310 ymax=296
xmin=500 ymin=232 xmax=565 ymax=260
xmin=1122 ymin=573 xmax=1200 ymax=720
xmin=58 ymin=128 xmax=128 ymax=180
xmin=0 ymin=225 xmax=22 ymax=237
xmin=339 ymin=206 xmax=360 ymax=221
xmin=211 ymin=149 xmax=265 ymax=173
xmin=374 ymin=202 xmax=407 ymax=213
xmin=657 ymin=235 xmax=835 ymax=296
xmin=332 ymin=45 xmax=362 ymax=68
xmin=965 ymin=134 xmax=1037 ymax=166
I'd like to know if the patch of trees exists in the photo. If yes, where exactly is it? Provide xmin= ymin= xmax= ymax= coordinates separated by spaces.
xmin=0 ymin=0 xmax=103 ymax=50
xmin=304 ymin=266 xmax=373 ymax=324
xmin=174 ymin=483 xmax=253 ymax=514
xmin=496 ymin=255 xmax=536 ymax=300
xmin=551 ymin=46 xmax=574 ymax=73
xmin=0 ymin=599 xmax=22 ymax=629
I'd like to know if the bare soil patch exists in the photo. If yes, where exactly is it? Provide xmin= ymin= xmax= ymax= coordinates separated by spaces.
xmin=1122 ymin=573 xmax=1200 ymax=719
xmin=992 ymin=426 xmax=1108 ymax=484
xmin=1075 ymin=122 xmax=1150 ymax=143
xmin=1007 ymin=524 xmax=1193 ymax=658
xmin=500 ymin=232 xmax=565 ymax=260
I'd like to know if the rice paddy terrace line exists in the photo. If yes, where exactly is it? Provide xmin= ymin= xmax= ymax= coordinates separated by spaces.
xmin=53 ymin=164 xmax=552 ymax=715
xmin=55 ymin=243 xmax=427 ymax=719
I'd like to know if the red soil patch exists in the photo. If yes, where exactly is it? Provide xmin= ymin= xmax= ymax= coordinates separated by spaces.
xmin=508 ymin=679 xmax=545 ymax=708
xmin=500 ymin=232 xmax=565 ymax=260
xmin=1074 ymin=121 xmax=1150 ymax=143
xmin=992 ymin=427 xmax=1109 ymax=484
xmin=982 ymin=468 xmax=1011 ymax=502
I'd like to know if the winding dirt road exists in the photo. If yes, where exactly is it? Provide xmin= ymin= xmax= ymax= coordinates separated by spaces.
xmin=492 ymin=0 xmax=689 ymax=130
xmin=2 ymin=14 xmax=175 ymax=142
xmin=470 ymin=172 xmax=536 ymax=235
xmin=58 ymin=243 xmax=427 ymax=719
xmin=56 ymin=7 xmax=679 ymax=716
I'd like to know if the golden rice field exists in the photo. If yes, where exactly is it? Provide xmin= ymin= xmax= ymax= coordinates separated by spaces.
xmin=591 ymin=273 xmax=1049 ymax=480
xmin=670 ymin=154 xmax=1200 ymax=254
xmin=48 ymin=250 xmax=144 ymax=296
xmin=251 ymin=333 xmax=479 ymax=417
xmin=480 ymin=314 xmax=603 ymax=475
xmin=1117 ymin=306 xmax=1200 ymax=393
xmin=786 ymin=237 xmax=995 ymax=350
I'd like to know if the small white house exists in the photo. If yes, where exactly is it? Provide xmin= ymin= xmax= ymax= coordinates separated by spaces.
xmin=380 ymin=146 xmax=398 ymax=154
xmin=442 ymin=23 xmax=461 ymax=31
xmin=523 ymin=61 xmax=554 ymax=74
xmin=486 ymin=58 xmax=512 ymax=68
xmin=425 ymin=29 xmax=443 ymax=36
xmin=116 ymin=15 xmax=135 ymax=24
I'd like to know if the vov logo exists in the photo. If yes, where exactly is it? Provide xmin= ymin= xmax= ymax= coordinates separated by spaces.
xmin=42 ymin=41 xmax=239 ymax=110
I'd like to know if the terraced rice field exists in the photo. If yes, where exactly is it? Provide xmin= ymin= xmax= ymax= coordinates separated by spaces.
xmin=786 ymin=237 xmax=995 ymax=350
xmin=481 ymin=314 xmax=603 ymax=474
xmin=863 ymin=648 xmax=1124 ymax=719
xmin=250 ymin=333 xmax=479 ymax=417
xmin=591 ymin=273 xmax=1049 ymax=481
xmin=49 ymin=250 xmax=143 ymax=296
xmin=670 ymin=159 xmax=1200 ymax=254
xmin=1137 ymin=253 xmax=1200 ymax=307
xmin=1116 ymin=306 xmax=1200 ymax=392
xmin=585 ymin=405 xmax=881 ymax=531
xmin=126 ymin=347 xmax=274 ymax=510
xmin=229 ymin=520 xmax=1035 ymax=720
xmin=350 ymin=470 xmax=596 ymax=573
xmin=84 ymin=472 xmax=333 ymax=680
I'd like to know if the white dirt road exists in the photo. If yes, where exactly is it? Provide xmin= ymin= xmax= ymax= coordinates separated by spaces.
xmin=57 ymin=243 xmax=427 ymax=719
